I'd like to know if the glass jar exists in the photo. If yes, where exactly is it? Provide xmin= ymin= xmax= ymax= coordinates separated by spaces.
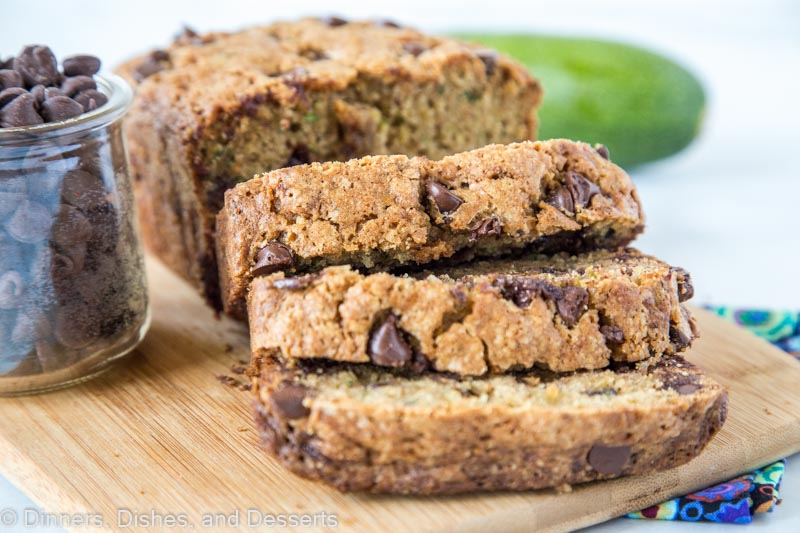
xmin=0 ymin=74 xmax=149 ymax=395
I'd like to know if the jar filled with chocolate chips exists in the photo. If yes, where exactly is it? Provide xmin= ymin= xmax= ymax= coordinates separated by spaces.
xmin=0 ymin=45 xmax=149 ymax=394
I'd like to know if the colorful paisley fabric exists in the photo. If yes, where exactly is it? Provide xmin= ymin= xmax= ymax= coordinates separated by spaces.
xmin=627 ymin=306 xmax=797 ymax=523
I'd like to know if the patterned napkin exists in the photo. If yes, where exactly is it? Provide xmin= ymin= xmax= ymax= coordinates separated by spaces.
xmin=628 ymin=308 xmax=800 ymax=523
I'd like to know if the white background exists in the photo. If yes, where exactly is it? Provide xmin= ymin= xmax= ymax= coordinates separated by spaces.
xmin=2 ymin=1 xmax=799 ymax=531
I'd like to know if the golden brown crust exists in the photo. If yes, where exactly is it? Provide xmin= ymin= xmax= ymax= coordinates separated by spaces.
xmin=248 ymin=249 xmax=696 ymax=375
xmin=117 ymin=19 xmax=542 ymax=309
xmin=220 ymin=140 xmax=644 ymax=316
xmin=253 ymin=356 xmax=727 ymax=494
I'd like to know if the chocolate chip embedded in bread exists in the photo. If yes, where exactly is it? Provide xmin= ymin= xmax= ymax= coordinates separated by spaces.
xmin=14 ymin=45 xmax=60 ymax=87
xmin=62 ymin=55 xmax=101 ymax=77
xmin=368 ymin=314 xmax=413 ymax=367
xmin=596 ymin=144 xmax=610 ymax=160
xmin=286 ymin=144 xmax=311 ymax=167
xmin=587 ymin=444 xmax=630 ymax=475
xmin=555 ymin=286 xmax=589 ymax=327
xmin=475 ymin=50 xmax=498 ymax=76
xmin=133 ymin=50 xmax=170 ymax=82
xmin=469 ymin=216 xmax=502 ymax=241
xmin=494 ymin=276 xmax=561 ymax=308
xmin=322 ymin=16 xmax=348 ymax=27
xmin=671 ymin=267 xmax=694 ymax=302
xmin=669 ymin=325 xmax=692 ymax=350
xmin=252 ymin=243 xmax=295 ymax=277
xmin=270 ymin=382 xmax=311 ymax=419
xmin=565 ymin=171 xmax=602 ymax=209
xmin=402 ymin=41 xmax=428 ymax=57
xmin=427 ymin=181 xmax=463 ymax=215
xmin=676 ymin=383 xmax=701 ymax=395
xmin=600 ymin=325 xmax=625 ymax=345
xmin=545 ymin=186 xmax=575 ymax=214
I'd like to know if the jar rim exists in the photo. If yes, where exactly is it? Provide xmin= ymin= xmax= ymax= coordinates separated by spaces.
xmin=0 ymin=73 xmax=133 ymax=141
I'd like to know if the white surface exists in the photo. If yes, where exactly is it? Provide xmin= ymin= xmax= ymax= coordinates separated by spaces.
xmin=1 ymin=1 xmax=799 ymax=531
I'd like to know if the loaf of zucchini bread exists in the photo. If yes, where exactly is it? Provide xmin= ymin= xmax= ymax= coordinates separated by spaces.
xmin=117 ymin=18 xmax=542 ymax=309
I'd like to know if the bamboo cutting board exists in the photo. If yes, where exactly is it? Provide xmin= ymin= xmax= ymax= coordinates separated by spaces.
xmin=1 ymin=258 xmax=799 ymax=533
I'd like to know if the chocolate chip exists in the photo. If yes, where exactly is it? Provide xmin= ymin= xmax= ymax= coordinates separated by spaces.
xmin=52 ymin=245 xmax=87 ymax=278
xmin=61 ymin=169 xmax=107 ymax=210
xmin=494 ymin=276 xmax=561 ymax=308
xmin=51 ymin=205 xmax=93 ymax=247
xmin=322 ymin=16 xmax=348 ymax=27
xmin=14 ymin=45 xmax=60 ymax=87
xmin=44 ymin=87 xmax=63 ymax=99
xmin=403 ymin=41 xmax=427 ymax=57
xmin=0 ymin=93 xmax=43 ymax=127
xmin=565 ymin=171 xmax=602 ymax=209
xmin=270 ymin=382 xmax=311 ymax=419
xmin=41 ymin=96 xmax=84 ymax=122
xmin=470 ymin=217 xmax=502 ymax=241
xmin=29 ymin=84 xmax=45 ymax=104
xmin=0 ymin=69 xmax=23 ymax=90
xmin=252 ymin=242 xmax=294 ymax=277
xmin=73 ymin=89 xmax=108 ymax=112
xmin=150 ymin=50 xmax=170 ymax=62
xmin=669 ymin=325 xmax=692 ymax=350
xmin=368 ymin=314 xmax=413 ymax=367
xmin=60 ymin=75 xmax=96 ymax=97
xmin=133 ymin=52 xmax=168 ymax=82
xmin=0 ymin=271 xmax=25 ymax=310
xmin=475 ymin=50 xmax=498 ymax=76
xmin=600 ymin=325 xmax=624 ymax=345
xmin=286 ymin=144 xmax=311 ymax=167
xmin=596 ymin=144 xmax=610 ymax=160
xmin=427 ymin=181 xmax=463 ymax=215
xmin=62 ymin=55 xmax=101 ymax=77
xmin=671 ymin=267 xmax=694 ymax=302
xmin=174 ymin=26 xmax=205 ymax=46
xmin=375 ymin=19 xmax=401 ymax=28
xmin=271 ymin=273 xmax=319 ymax=291
xmin=545 ymin=186 xmax=575 ymax=214
xmin=676 ymin=383 xmax=701 ymax=395
xmin=0 ymin=87 xmax=26 ymax=108
xmin=587 ymin=444 xmax=630 ymax=475
xmin=555 ymin=286 xmax=589 ymax=327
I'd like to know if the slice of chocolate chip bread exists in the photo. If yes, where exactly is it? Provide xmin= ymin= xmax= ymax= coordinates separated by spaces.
xmin=253 ymin=354 xmax=727 ymax=494
xmin=219 ymin=139 xmax=644 ymax=317
xmin=116 ymin=18 xmax=542 ymax=310
xmin=248 ymin=248 xmax=695 ymax=376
